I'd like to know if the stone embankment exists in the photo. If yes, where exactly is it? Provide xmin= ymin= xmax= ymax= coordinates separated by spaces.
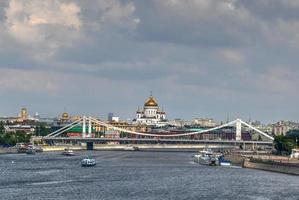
xmin=243 ymin=158 xmax=299 ymax=175
xmin=0 ymin=147 xmax=17 ymax=154
xmin=225 ymin=153 xmax=299 ymax=175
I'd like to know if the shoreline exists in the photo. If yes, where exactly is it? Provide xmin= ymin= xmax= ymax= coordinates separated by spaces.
xmin=226 ymin=153 xmax=299 ymax=175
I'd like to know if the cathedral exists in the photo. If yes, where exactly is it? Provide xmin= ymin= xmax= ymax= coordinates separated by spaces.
xmin=133 ymin=95 xmax=167 ymax=126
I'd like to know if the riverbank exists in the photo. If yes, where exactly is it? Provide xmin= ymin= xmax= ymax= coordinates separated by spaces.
xmin=0 ymin=147 xmax=16 ymax=154
xmin=225 ymin=153 xmax=299 ymax=175
xmin=243 ymin=158 xmax=299 ymax=175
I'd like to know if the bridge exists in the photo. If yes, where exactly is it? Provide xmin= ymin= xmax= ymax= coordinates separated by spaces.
xmin=41 ymin=116 xmax=274 ymax=150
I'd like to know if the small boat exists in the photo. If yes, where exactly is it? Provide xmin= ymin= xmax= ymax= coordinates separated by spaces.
xmin=62 ymin=148 xmax=75 ymax=156
xmin=81 ymin=157 xmax=96 ymax=167
xmin=26 ymin=147 xmax=36 ymax=155
xmin=17 ymin=147 xmax=27 ymax=153
xmin=35 ymin=146 xmax=43 ymax=153
xmin=16 ymin=143 xmax=27 ymax=153
xmin=124 ymin=145 xmax=139 ymax=151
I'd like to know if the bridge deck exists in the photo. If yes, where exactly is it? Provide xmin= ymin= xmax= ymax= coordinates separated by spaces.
xmin=42 ymin=137 xmax=273 ymax=145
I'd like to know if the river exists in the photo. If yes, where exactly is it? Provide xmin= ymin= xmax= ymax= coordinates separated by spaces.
xmin=0 ymin=151 xmax=298 ymax=200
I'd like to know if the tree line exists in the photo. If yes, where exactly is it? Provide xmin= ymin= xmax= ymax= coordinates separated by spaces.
xmin=274 ymin=129 xmax=299 ymax=155
xmin=0 ymin=122 xmax=31 ymax=146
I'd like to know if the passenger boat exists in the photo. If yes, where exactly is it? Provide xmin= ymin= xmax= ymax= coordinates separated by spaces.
xmin=81 ymin=157 xmax=96 ymax=167
xmin=194 ymin=149 xmax=218 ymax=166
xmin=194 ymin=149 xmax=231 ymax=166
xmin=62 ymin=148 xmax=75 ymax=156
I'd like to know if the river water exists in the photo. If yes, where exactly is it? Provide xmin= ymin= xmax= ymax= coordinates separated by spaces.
xmin=0 ymin=151 xmax=298 ymax=200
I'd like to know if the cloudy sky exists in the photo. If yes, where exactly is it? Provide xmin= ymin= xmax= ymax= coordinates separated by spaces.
xmin=0 ymin=0 xmax=298 ymax=123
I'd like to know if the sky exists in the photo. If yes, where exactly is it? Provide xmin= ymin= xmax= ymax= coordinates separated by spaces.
xmin=0 ymin=0 xmax=299 ymax=123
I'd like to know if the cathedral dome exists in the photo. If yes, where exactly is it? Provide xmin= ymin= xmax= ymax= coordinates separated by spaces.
xmin=144 ymin=96 xmax=158 ymax=107
xmin=61 ymin=112 xmax=69 ymax=120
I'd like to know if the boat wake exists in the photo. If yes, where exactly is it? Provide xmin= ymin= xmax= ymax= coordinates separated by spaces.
xmin=29 ymin=180 xmax=74 ymax=186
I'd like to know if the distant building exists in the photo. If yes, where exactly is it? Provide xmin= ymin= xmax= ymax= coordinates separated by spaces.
xmin=19 ymin=107 xmax=28 ymax=120
xmin=4 ymin=124 xmax=35 ymax=134
xmin=34 ymin=112 xmax=40 ymax=120
xmin=191 ymin=118 xmax=217 ymax=128
xmin=0 ymin=108 xmax=38 ymax=124
xmin=133 ymin=94 xmax=167 ymax=126
xmin=168 ymin=118 xmax=190 ymax=127
xmin=60 ymin=112 xmax=70 ymax=122
xmin=108 ymin=113 xmax=114 ymax=121
xmin=273 ymin=121 xmax=292 ymax=136
xmin=111 ymin=116 xmax=119 ymax=122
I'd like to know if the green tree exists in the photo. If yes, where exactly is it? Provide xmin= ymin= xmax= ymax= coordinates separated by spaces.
xmin=35 ymin=123 xmax=51 ymax=136
xmin=274 ymin=131 xmax=298 ymax=155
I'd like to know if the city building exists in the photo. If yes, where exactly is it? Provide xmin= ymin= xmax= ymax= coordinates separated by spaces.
xmin=108 ymin=113 xmax=114 ymax=121
xmin=168 ymin=118 xmax=190 ymax=127
xmin=272 ymin=121 xmax=295 ymax=136
xmin=133 ymin=94 xmax=167 ymax=126
xmin=0 ymin=107 xmax=38 ymax=124
xmin=191 ymin=118 xmax=217 ymax=128
xmin=19 ymin=107 xmax=28 ymax=120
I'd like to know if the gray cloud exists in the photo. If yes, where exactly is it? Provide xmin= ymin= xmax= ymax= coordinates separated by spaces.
xmin=0 ymin=0 xmax=298 ymax=123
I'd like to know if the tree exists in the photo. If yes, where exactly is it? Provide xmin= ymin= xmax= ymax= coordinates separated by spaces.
xmin=274 ymin=131 xmax=298 ymax=155
xmin=35 ymin=123 xmax=51 ymax=136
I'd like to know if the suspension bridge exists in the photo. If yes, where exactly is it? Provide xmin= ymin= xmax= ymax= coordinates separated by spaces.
xmin=41 ymin=116 xmax=274 ymax=150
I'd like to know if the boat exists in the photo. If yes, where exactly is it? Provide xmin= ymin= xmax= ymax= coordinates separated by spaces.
xmin=290 ymin=148 xmax=299 ymax=159
xmin=124 ymin=145 xmax=139 ymax=151
xmin=16 ymin=143 xmax=27 ymax=153
xmin=81 ymin=157 xmax=96 ymax=167
xmin=62 ymin=148 xmax=75 ymax=156
xmin=35 ymin=146 xmax=43 ymax=153
xmin=26 ymin=147 xmax=36 ymax=155
xmin=194 ymin=149 xmax=231 ymax=166
xmin=194 ymin=149 xmax=218 ymax=166
xmin=218 ymin=155 xmax=231 ymax=166
xmin=17 ymin=144 xmax=43 ymax=153
xmin=17 ymin=146 xmax=27 ymax=153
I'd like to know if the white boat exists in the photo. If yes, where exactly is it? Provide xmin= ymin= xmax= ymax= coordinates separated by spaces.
xmin=290 ymin=149 xmax=299 ymax=159
xmin=194 ymin=149 xmax=218 ymax=166
xmin=81 ymin=157 xmax=96 ymax=167
xmin=26 ymin=147 xmax=36 ymax=155
xmin=62 ymin=148 xmax=75 ymax=156
xmin=194 ymin=149 xmax=231 ymax=166
xmin=124 ymin=145 xmax=139 ymax=151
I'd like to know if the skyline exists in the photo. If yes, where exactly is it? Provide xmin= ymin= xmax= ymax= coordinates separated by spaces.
xmin=0 ymin=0 xmax=299 ymax=123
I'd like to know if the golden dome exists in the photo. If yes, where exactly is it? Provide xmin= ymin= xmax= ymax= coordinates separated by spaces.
xmin=144 ymin=96 xmax=158 ymax=107
xmin=62 ymin=112 xmax=69 ymax=120
xmin=20 ymin=107 xmax=28 ymax=119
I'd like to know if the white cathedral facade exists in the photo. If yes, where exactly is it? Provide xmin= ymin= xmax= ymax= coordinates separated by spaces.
xmin=133 ymin=95 xmax=167 ymax=126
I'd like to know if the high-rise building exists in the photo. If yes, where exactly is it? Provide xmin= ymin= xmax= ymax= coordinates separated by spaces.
xmin=108 ymin=113 xmax=114 ymax=121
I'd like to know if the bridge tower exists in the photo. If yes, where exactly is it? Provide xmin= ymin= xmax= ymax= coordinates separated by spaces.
xmin=236 ymin=119 xmax=242 ymax=141
xmin=82 ymin=116 xmax=86 ymax=138
xmin=88 ymin=116 xmax=92 ymax=138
